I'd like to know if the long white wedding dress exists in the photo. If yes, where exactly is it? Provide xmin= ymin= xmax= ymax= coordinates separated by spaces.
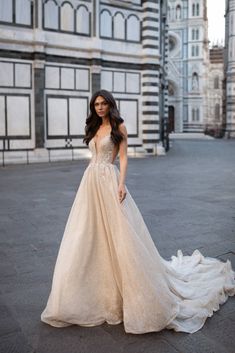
xmin=41 ymin=134 xmax=235 ymax=334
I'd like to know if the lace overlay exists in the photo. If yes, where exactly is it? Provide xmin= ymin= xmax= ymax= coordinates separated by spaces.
xmin=89 ymin=135 xmax=115 ymax=165
xmin=41 ymin=134 xmax=235 ymax=334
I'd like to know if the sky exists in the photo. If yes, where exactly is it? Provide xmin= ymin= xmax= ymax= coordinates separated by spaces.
xmin=207 ymin=0 xmax=225 ymax=46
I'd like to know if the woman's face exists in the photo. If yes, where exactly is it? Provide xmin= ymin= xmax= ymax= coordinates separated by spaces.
xmin=94 ymin=96 xmax=110 ymax=118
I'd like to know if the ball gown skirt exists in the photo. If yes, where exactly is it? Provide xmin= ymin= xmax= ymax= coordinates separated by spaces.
xmin=41 ymin=135 xmax=235 ymax=334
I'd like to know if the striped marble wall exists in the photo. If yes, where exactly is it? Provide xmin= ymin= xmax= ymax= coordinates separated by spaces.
xmin=0 ymin=0 xmax=169 ymax=165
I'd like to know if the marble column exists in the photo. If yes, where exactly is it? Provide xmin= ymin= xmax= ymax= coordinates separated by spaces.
xmin=141 ymin=0 xmax=161 ymax=154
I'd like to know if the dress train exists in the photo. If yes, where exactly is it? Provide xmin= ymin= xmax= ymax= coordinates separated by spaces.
xmin=41 ymin=134 xmax=235 ymax=334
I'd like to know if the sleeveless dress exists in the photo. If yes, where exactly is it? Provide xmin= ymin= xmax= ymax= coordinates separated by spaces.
xmin=41 ymin=134 xmax=235 ymax=334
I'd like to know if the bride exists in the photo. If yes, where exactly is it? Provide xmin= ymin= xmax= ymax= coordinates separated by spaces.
xmin=41 ymin=90 xmax=235 ymax=334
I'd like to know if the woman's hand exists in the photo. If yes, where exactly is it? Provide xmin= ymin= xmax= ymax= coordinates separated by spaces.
xmin=118 ymin=184 xmax=127 ymax=203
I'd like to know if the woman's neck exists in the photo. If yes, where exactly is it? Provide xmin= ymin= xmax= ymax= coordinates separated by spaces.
xmin=101 ymin=116 xmax=110 ymax=126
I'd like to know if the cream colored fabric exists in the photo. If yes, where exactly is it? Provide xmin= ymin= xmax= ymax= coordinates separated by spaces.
xmin=41 ymin=135 xmax=235 ymax=333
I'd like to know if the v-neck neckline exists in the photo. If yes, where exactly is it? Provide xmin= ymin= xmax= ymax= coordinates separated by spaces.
xmin=93 ymin=133 xmax=111 ymax=154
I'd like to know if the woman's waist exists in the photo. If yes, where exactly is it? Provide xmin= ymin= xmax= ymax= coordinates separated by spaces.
xmin=88 ymin=160 xmax=117 ymax=167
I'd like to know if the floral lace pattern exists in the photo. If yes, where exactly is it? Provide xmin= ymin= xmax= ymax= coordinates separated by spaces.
xmin=89 ymin=135 xmax=114 ymax=165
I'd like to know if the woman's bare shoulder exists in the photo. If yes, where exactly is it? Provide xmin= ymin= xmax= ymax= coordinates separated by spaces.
xmin=119 ymin=123 xmax=128 ymax=137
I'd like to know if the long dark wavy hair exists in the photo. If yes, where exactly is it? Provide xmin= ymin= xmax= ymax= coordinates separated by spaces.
xmin=83 ymin=90 xmax=124 ymax=146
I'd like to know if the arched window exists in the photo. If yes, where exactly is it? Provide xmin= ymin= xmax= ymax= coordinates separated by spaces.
xmin=196 ymin=108 xmax=200 ymax=121
xmin=214 ymin=76 xmax=219 ymax=89
xmin=60 ymin=2 xmax=74 ymax=32
xmin=76 ymin=5 xmax=90 ymax=35
xmin=167 ymin=6 xmax=171 ymax=20
xmin=196 ymin=28 xmax=199 ymax=39
xmin=231 ymin=14 xmax=234 ymax=33
xmin=113 ymin=12 xmax=125 ymax=39
xmin=229 ymin=37 xmax=233 ymax=58
xmin=100 ymin=9 xmax=112 ymax=38
xmin=44 ymin=0 xmax=59 ymax=30
xmin=169 ymin=35 xmax=177 ymax=51
xmin=192 ymin=29 xmax=195 ymax=40
xmin=192 ymin=108 xmax=195 ymax=121
xmin=196 ymin=3 xmax=200 ymax=16
xmin=192 ymin=108 xmax=200 ymax=121
xmin=192 ymin=45 xmax=195 ymax=56
xmin=126 ymin=15 xmax=140 ymax=42
xmin=215 ymin=104 xmax=220 ymax=120
xmin=195 ymin=45 xmax=199 ymax=56
xmin=176 ymin=5 xmax=181 ymax=19
xmin=192 ymin=3 xmax=195 ymax=16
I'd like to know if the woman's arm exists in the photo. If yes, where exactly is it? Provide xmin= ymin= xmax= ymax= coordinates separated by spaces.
xmin=118 ymin=123 xmax=128 ymax=203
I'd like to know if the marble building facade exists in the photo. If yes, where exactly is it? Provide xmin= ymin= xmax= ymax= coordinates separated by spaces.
xmin=206 ymin=46 xmax=224 ymax=136
xmin=0 ymin=0 xmax=168 ymax=166
xmin=167 ymin=0 xmax=209 ymax=133
xmin=224 ymin=0 xmax=235 ymax=137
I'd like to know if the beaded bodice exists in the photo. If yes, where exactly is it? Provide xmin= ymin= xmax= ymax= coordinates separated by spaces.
xmin=89 ymin=134 xmax=115 ymax=165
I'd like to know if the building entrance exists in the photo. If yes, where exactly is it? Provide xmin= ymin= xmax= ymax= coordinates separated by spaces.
xmin=168 ymin=106 xmax=175 ymax=132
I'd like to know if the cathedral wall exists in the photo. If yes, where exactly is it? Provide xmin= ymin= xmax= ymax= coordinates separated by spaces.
xmin=207 ymin=58 xmax=224 ymax=136
xmin=168 ymin=0 xmax=209 ymax=133
xmin=0 ymin=0 xmax=168 ymax=165
xmin=225 ymin=0 xmax=235 ymax=137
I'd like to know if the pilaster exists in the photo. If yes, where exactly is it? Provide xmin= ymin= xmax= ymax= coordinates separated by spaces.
xmin=91 ymin=65 xmax=101 ymax=95
xmin=225 ymin=0 xmax=235 ymax=137
xmin=34 ymin=60 xmax=45 ymax=148
xmin=141 ymin=0 xmax=161 ymax=154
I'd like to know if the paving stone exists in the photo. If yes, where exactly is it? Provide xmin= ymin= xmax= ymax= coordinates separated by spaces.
xmin=217 ymin=252 xmax=235 ymax=269
xmin=101 ymin=324 xmax=180 ymax=353
xmin=0 ymin=139 xmax=235 ymax=353
xmin=0 ymin=303 xmax=21 ymax=338
xmin=162 ymin=329 xmax=227 ymax=353
xmin=35 ymin=325 xmax=122 ymax=353
xmin=202 ymin=317 xmax=235 ymax=353
xmin=216 ymin=297 xmax=235 ymax=319
xmin=0 ymin=332 xmax=33 ymax=353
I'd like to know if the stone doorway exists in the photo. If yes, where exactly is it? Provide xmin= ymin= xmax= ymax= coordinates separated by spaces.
xmin=168 ymin=106 xmax=175 ymax=132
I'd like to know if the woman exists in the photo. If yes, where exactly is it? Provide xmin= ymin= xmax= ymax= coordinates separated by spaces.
xmin=41 ymin=90 xmax=235 ymax=334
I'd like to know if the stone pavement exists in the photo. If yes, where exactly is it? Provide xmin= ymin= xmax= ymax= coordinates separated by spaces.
xmin=0 ymin=138 xmax=235 ymax=353
xmin=169 ymin=132 xmax=214 ymax=140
